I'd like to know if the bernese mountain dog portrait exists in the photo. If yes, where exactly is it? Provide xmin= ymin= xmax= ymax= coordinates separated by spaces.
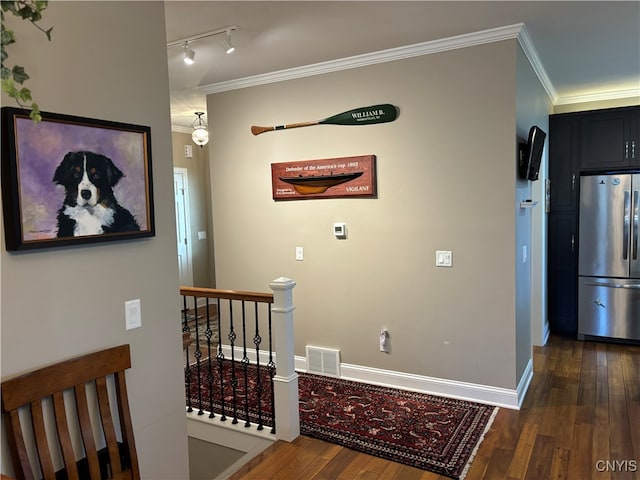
xmin=52 ymin=151 xmax=140 ymax=237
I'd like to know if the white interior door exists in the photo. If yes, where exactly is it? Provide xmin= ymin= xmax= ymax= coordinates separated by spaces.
xmin=174 ymin=168 xmax=194 ymax=286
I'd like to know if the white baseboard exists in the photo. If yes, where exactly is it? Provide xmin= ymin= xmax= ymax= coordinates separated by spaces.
xmin=516 ymin=358 xmax=534 ymax=409
xmin=192 ymin=344 xmax=531 ymax=409
xmin=542 ymin=321 xmax=551 ymax=345
xmin=295 ymin=355 xmax=530 ymax=410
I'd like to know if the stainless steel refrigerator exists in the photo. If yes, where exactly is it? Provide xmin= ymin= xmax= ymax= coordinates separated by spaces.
xmin=578 ymin=173 xmax=640 ymax=341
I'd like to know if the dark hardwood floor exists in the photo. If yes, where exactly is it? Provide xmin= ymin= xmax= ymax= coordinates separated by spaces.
xmin=229 ymin=335 xmax=639 ymax=480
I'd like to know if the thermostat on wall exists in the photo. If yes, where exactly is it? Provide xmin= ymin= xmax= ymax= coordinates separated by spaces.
xmin=333 ymin=222 xmax=347 ymax=239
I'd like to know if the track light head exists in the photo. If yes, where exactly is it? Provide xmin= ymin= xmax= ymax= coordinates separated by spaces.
xmin=168 ymin=26 xmax=238 ymax=65
xmin=223 ymin=29 xmax=235 ymax=54
xmin=183 ymin=42 xmax=195 ymax=65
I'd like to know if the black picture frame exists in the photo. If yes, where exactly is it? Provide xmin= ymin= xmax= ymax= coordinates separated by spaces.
xmin=1 ymin=107 xmax=155 ymax=250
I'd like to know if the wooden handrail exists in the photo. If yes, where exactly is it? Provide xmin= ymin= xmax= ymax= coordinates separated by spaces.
xmin=180 ymin=286 xmax=274 ymax=304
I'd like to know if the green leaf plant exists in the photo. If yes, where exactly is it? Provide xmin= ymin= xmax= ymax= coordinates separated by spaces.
xmin=1 ymin=0 xmax=52 ymax=122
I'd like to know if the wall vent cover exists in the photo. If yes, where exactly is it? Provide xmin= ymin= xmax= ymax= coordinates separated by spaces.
xmin=305 ymin=346 xmax=340 ymax=377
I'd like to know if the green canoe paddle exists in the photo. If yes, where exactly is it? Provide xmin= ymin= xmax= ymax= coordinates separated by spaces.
xmin=251 ymin=104 xmax=398 ymax=135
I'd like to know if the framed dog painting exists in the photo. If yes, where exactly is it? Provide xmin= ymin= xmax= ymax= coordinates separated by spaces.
xmin=1 ymin=107 xmax=155 ymax=250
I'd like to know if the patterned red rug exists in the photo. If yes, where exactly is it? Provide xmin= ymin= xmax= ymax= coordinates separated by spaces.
xmin=186 ymin=362 xmax=497 ymax=479
xmin=299 ymin=374 xmax=497 ymax=479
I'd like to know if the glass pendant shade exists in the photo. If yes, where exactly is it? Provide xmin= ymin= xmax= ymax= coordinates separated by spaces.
xmin=192 ymin=127 xmax=209 ymax=146
xmin=191 ymin=112 xmax=209 ymax=147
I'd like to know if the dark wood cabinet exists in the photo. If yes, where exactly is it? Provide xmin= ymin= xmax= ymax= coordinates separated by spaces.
xmin=547 ymin=105 xmax=639 ymax=336
xmin=581 ymin=107 xmax=640 ymax=169
xmin=548 ymin=114 xmax=579 ymax=335
xmin=549 ymin=115 xmax=578 ymax=211
xmin=547 ymin=213 xmax=577 ymax=335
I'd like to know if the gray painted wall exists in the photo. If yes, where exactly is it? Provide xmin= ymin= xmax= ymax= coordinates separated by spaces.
xmin=172 ymin=131 xmax=215 ymax=287
xmin=515 ymin=45 xmax=553 ymax=380
xmin=207 ymin=40 xmax=525 ymax=390
xmin=0 ymin=3 xmax=189 ymax=478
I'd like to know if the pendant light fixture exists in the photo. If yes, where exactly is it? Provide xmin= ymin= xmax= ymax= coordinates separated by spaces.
xmin=191 ymin=112 xmax=209 ymax=147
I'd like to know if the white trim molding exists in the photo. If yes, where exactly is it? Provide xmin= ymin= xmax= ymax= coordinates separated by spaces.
xmin=172 ymin=125 xmax=192 ymax=134
xmin=295 ymin=355 xmax=532 ymax=410
xmin=516 ymin=358 xmax=534 ymax=409
xmin=516 ymin=23 xmax=557 ymax=103
xmin=198 ymin=345 xmax=531 ymax=408
xmin=196 ymin=21 xmax=635 ymax=111
xmin=200 ymin=23 xmax=528 ymax=95
xmin=555 ymin=88 xmax=640 ymax=106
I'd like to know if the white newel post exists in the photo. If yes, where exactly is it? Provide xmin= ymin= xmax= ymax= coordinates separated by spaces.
xmin=269 ymin=276 xmax=300 ymax=442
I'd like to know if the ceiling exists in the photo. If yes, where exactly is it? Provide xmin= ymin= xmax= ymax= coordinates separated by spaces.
xmin=164 ymin=1 xmax=640 ymax=130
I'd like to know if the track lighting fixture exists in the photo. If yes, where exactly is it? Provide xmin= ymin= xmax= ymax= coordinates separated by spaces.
xmin=183 ymin=42 xmax=195 ymax=65
xmin=167 ymin=26 xmax=238 ymax=66
xmin=191 ymin=112 xmax=209 ymax=147
xmin=223 ymin=29 xmax=235 ymax=54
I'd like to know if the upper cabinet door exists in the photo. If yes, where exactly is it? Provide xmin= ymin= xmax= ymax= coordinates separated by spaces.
xmin=581 ymin=108 xmax=639 ymax=169
xmin=581 ymin=110 xmax=631 ymax=169
xmin=549 ymin=115 xmax=579 ymax=212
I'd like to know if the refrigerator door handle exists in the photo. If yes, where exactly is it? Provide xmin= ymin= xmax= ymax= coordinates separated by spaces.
xmin=633 ymin=190 xmax=639 ymax=260
xmin=583 ymin=280 xmax=640 ymax=290
xmin=623 ymin=190 xmax=630 ymax=260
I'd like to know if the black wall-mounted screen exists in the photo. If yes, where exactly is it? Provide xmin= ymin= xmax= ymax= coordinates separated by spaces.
xmin=519 ymin=125 xmax=546 ymax=181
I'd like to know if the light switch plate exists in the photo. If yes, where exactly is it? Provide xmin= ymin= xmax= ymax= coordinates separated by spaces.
xmin=295 ymin=246 xmax=304 ymax=261
xmin=436 ymin=250 xmax=453 ymax=267
xmin=125 ymin=299 xmax=142 ymax=330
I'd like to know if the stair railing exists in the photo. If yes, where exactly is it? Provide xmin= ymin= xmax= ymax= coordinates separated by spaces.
xmin=180 ymin=277 xmax=299 ymax=442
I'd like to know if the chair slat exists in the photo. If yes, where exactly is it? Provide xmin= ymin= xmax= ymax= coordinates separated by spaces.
xmin=115 ymin=372 xmax=139 ymax=479
xmin=30 ymin=399 xmax=56 ymax=479
xmin=51 ymin=392 xmax=79 ymax=480
xmin=74 ymin=383 xmax=102 ymax=479
xmin=7 ymin=409 xmax=35 ymax=480
xmin=2 ymin=345 xmax=138 ymax=480
xmin=96 ymin=376 xmax=123 ymax=475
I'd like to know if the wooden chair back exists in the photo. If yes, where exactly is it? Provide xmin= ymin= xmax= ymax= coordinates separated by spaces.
xmin=1 ymin=345 xmax=139 ymax=480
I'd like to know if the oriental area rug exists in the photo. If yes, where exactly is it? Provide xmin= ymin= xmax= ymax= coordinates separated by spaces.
xmin=186 ymin=363 xmax=498 ymax=480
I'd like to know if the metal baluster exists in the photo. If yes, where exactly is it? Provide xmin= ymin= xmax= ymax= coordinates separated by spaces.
xmin=216 ymin=298 xmax=226 ymax=421
xmin=193 ymin=296 xmax=204 ymax=415
xmin=206 ymin=300 xmax=215 ymax=418
xmin=253 ymin=303 xmax=264 ymax=431
xmin=241 ymin=301 xmax=251 ymax=427
xmin=229 ymin=301 xmax=239 ymax=424
xmin=183 ymin=295 xmax=193 ymax=413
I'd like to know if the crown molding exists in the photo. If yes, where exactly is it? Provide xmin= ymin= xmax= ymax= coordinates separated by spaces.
xmin=199 ymin=22 xmax=631 ymax=107
xmin=515 ymin=24 xmax=557 ymax=103
xmin=200 ymin=23 xmax=527 ymax=95
xmin=554 ymin=88 xmax=640 ymax=106
xmin=172 ymin=125 xmax=192 ymax=134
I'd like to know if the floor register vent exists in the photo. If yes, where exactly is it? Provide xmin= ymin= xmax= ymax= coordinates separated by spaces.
xmin=305 ymin=346 xmax=341 ymax=378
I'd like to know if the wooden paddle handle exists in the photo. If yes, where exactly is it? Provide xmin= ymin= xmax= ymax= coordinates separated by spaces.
xmin=251 ymin=121 xmax=318 ymax=136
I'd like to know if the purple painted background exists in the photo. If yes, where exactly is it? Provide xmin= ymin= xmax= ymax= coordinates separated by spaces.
xmin=14 ymin=116 xmax=149 ymax=240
